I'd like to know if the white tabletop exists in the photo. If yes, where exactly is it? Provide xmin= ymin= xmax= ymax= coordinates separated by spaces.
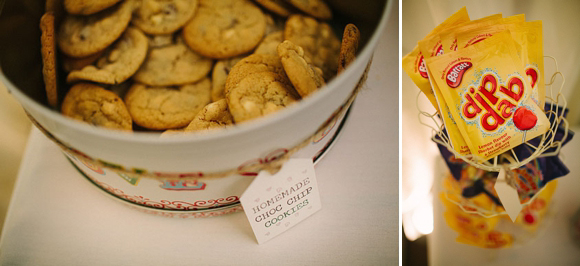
xmin=428 ymin=127 xmax=580 ymax=265
xmin=0 ymin=3 xmax=399 ymax=265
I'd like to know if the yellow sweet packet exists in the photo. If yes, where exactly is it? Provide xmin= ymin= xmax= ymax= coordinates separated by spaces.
xmin=402 ymin=7 xmax=470 ymax=112
xmin=402 ymin=46 xmax=439 ymax=110
xmin=439 ymin=13 xmax=503 ymax=53
xmin=445 ymin=205 xmax=513 ymax=249
xmin=454 ymin=14 xmax=525 ymax=49
xmin=415 ymin=13 xmax=509 ymax=155
xmin=454 ymin=18 xmax=544 ymax=108
xmin=426 ymin=31 xmax=549 ymax=161
xmin=441 ymin=175 xmax=514 ymax=249
xmin=418 ymin=36 xmax=471 ymax=155
xmin=506 ymin=21 xmax=545 ymax=108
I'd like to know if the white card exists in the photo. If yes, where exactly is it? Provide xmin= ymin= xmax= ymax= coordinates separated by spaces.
xmin=494 ymin=168 xmax=523 ymax=222
xmin=240 ymin=159 xmax=322 ymax=244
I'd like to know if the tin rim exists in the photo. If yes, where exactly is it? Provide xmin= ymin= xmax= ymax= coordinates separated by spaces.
xmin=70 ymin=104 xmax=353 ymax=216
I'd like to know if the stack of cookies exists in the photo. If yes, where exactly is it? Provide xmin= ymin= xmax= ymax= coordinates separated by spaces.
xmin=46 ymin=0 xmax=359 ymax=133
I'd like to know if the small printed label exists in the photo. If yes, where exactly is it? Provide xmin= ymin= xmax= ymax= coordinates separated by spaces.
xmin=240 ymin=159 xmax=322 ymax=244
xmin=494 ymin=168 xmax=523 ymax=222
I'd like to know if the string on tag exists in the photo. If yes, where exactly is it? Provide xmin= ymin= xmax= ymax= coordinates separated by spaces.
xmin=502 ymin=164 xmax=518 ymax=190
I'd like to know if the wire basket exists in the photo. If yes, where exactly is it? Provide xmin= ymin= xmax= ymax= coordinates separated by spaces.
xmin=420 ymin=56 xmax=569 ymax=217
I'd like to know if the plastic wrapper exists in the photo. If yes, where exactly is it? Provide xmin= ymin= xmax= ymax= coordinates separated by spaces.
xmin=441 ymin=172 xmax=558 ymax=248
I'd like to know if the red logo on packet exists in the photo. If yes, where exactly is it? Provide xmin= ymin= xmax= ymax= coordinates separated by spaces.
xmin=418 ymin=55 xmax=428 ymax=79
xmin=461 ymin=74 xmax=525 ymax=131
xmin=446 ymin=62 xmax=472 ymax=88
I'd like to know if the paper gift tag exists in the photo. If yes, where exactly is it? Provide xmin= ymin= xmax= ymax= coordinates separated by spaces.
xmin=494 ymin=168 xmax=523 ymax=222
xmin=240 ymin=159 xmax=322 ymax=244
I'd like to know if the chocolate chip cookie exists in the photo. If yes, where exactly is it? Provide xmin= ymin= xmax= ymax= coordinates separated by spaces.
xmin=133 ymin=39 xmax=213 ymax=86
xmin=58 ymin=0 xmax=134 ymax=57
xmin=64 ymin=0 xmax=123 ymax=15
xmin=227 ymin=71 xmax=298 ymax=123
xmin=185 ymin=99 xmax=234 ymax=131
xmin=338 ymin=23 xmax=360 ymax=73
xmin=224 ymin=53 xmax=291 ymax=97
xmin=286 ymin=0 xmax=332 ymax=20
xmin=67 ymin=27 xmax=148 ymax=84
xmin=284 ymin=14 xmax=340 ymax=81
xmin=61 ymin=83 xmax=133 ymax=130
xmin=182 ymin=0 xmax=266 ymax=59
xmin=255 ymin=0 xmax=295 ymax=17
xmin=124 ymin=78 xmax=211 ymax=129
xmin=132 ymin=0 xmax=198 ymax=35
xmin=40 ymin=12 xmax=58 ymax=108
xmin=277 ymin=40 xmax=325 ymax=98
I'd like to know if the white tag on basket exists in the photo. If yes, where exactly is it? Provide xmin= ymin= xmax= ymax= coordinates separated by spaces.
xmin=494 ymin=168 xmax=522 ymax=222
xmin=240 ymin=159 xmax=322 ymax=244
